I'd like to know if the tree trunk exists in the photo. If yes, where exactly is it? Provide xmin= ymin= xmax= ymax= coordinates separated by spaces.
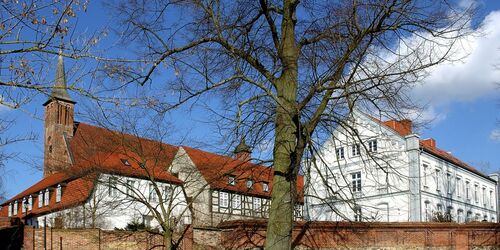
xmin=265 ymin=1 xmax=299 ymax=249
xmin=163 ymin=228 xmax=173 ymax=250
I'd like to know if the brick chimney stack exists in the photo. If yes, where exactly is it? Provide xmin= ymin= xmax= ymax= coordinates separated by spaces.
xmin=233 ymin=138 xmax=252 ymax=162
xmin=43 ymin=53 xmax=76 ymax=177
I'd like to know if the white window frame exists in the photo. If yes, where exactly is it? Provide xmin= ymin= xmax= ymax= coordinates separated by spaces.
xmin=8 ymin=203 xmax=12 ymax=217
xmin=22 ymin=198 xmax=26 ymax=213
xmin=262 ymin=182 xmax=269 ymax=192
xmin=13 ymin=201 xmax=18 ymax=215
xmin=465 ymin=180 xmax=470 ymax=200
xmin=38 ymin=191 xmax=43 ymax=208
xmin=149 ymin=183 xmax=157 ymax=202
xmin=219 ymin=191 xmax=229 ymax=208
xmin=108 ymin=177 xmax=118 ymax=197
xmin=28 ymin=195 xmax=33 ymax=211
xmin=335 ymin=147 xmax=345 ymax=159
xmin=422 ymin=164 xmax=429 ymax=188
xmin=368 ymin=140 xmax=377 ymax=152
xmin=351 ymin=171 xmax=362 ymax=193
xmin=474 ymin=184 xmax=479 ymax=203
xmin=232 ymin=194 xmax=241 ymax=210
xmin=456 ymin=177 xmax=462 ymax=197
xmin=56 ymin=184 xmax=62 ymax=203
xmin=434 ymin=169 xmax=441 ymax=192
xmin=246 ymin=179 xmax=253 ymax=189
xmin=44 ymin=188 xmax=50 ymax=206
xmin=126 ymin=180 xmax=135 ymax=196
xmin=253 ymin=197 xmax=262 ymax=215
xmin=352 ymin=143 xmax=360 ymax=156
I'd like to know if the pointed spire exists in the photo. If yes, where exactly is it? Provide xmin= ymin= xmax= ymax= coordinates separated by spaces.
xmin=234 ymin=137 xmax=251 ymax=154
xmin=49 ymin=50 xmax=73 ymax=102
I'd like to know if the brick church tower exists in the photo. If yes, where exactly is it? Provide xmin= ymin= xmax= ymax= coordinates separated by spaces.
xmin=43 ymin=53 xmax=75 ymax=177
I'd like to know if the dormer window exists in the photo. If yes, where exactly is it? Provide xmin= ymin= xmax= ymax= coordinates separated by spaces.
xmin=56 ymin=184 xmax=62 ymax=203
xmin=262 ymin=182 xmax=269 ymax=192
xmin=28 ymin=195 xmax=33 ymax=211
xmin=246 ymin=179 xmax=253 ymax=189
xmin=22 ymin=197 xmax=26 ymax=213
xmin=38 ymin=191 xmax=43 ymax=208
xmin=228 ymin=176 xmax=236 ymax=186
xmin=13 ymin=201 xmax=18 ymax=215
xmin=120 ymin=159 xmax=131 ymax=166
xmin=44 ymin=188 xmax=50 ymax=206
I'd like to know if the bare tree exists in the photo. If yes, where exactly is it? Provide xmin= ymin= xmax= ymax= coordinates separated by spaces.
xmin=101 ymin=1 xmax=474 ymax=248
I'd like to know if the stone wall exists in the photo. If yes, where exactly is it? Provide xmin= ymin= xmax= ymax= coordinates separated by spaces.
xmin=22 ymin=226 xmax=175 ymax=250
xmin=218 ymin=220 xmax=500 ymax=249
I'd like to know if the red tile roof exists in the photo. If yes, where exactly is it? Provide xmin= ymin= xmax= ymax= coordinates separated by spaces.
xmin=1 ymin=122 xmax=183 ymax=218
xmin=182 ymin=146 xmax=304 ymax=202
xmin=367 ymin=116 xmax=493 ymax=181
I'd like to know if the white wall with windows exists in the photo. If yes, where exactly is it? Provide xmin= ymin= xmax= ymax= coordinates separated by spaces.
xmin=33 ymin=174 xmax=189 ymax=230
xmin=305 ymin=110 xmax=498 ymax=223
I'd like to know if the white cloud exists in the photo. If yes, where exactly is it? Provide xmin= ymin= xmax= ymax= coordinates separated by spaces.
xmin=490 ymin=129 xmax=500 ymax=142
xmin=412 ymin=11 xmax=500 ymax=106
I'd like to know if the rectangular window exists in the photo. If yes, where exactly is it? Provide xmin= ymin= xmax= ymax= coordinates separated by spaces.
xmin=482 ymin=187 xmax=486 ymax=206
xmin=368 ymin=140 xmax=377 ymax=152
xmin=457 ymin=210 xmax=464 ymax=223
xmin=13 ymin=201 xmax=17 ymax=216
xmin=28 ymin=196 xmax=32 ymax=211
xmin=446 ymin=172 xmax=451 ymax=194
xmin=466 ymin=181 xmax=470 ymax=200
xmin=434 ymin=169 xmax=441 ymax=191
xmin=354 ymin=207 xmax=362 ymax=222
xmin=456 ymin=177 xmax=462 ymax=197
xmin=335 ymin=147 xmax=345 ymax=159
xmin=38 ymin=191 xmax=43 ymax=208
xmin=108 ymin=177 xmax=118 ymax=197
xmin=262 ymin=182 xmax=269 ymax=192
xmin=351 ymin=172 xmax=362 ymax=193
xmin=474 ymin=184 xmax=479 ymax=203
xmin=424 ymin=202 xmax=431 ymax=222
xmin=352 ymin=144 xmax=360 ymax=156
xmin=490 ymin=190 xmax=494 ymax=208
xmin=126 ymin=180 xmax=135 ymax=196
xmin=422 ymin=164 xmax=429 ymax=188
xmin=232 ymin=194 xmax=241 ymax=210
xmin=219 ymin=192 xmax=229 ymax=208
xmin=44 ymin=189 xmax=50 ymax=206
xmin=8 ymin=203 xmax=12 ymax=217
xmin=56 ymin=185 xmax=62 ymax=203
xmin=254 ymin=197 xmax=262 ymax=216
xmin=149 ymin=184 xmax=157 ymax=202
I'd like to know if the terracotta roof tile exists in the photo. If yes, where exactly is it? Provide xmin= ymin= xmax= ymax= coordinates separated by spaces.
xmin=182 ymin=146 xmax=304 ymax=201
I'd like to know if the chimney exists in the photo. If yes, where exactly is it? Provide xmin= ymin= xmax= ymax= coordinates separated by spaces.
xmin=233 ymin=138 xmax=252 ymax=162
xmin=422 ymin=138 xmax=436 ymax=148
xmin=383 ymin=119 xmax=412 ymax=136
xmin=43 ymin=53 xmax=76 ymax=177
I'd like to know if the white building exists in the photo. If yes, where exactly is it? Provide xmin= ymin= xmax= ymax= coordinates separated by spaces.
xmin=306 ymin=110 xmax=498 ymax=223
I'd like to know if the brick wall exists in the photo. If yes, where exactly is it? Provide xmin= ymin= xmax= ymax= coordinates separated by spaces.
xmin=217 ymin=220 xmax=500 ymax=249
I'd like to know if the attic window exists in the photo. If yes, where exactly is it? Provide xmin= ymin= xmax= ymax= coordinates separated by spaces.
xmin=246 ymin=179 xmax=253 ymax=189
xmin=228 ymin=176 xmax=236 ymax=186
xmin=139 ymin=163 xmax=145 ymax=168
xmin=262 ymin=182 xmax=269 ymax=192
xmin=120 ymin=159 xmax=131 ymax=166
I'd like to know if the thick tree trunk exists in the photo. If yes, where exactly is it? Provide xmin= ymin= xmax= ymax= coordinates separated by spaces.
xmin=163 ymin=228 xmax=173 ymax=250
xmin=265 ymin=0 xmax=298 ymax=245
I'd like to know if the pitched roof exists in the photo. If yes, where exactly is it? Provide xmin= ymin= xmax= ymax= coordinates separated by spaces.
xmin=364 ymin=113 xmax=494 ymax=181
xmin=182 ymin=146 xmax=305 ymax=202
xmin=1 ymin=122 xmax=183 ymax=218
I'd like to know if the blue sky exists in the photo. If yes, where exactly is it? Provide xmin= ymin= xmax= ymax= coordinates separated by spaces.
xmin=1 ymin=1 xmax=500 ymax=199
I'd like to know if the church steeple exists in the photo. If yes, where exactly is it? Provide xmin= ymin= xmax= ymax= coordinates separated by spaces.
xmin=44 ymin=53 xmax=74 ymax=105
xmin=43 ymin=53 xmax=75 ymax=177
